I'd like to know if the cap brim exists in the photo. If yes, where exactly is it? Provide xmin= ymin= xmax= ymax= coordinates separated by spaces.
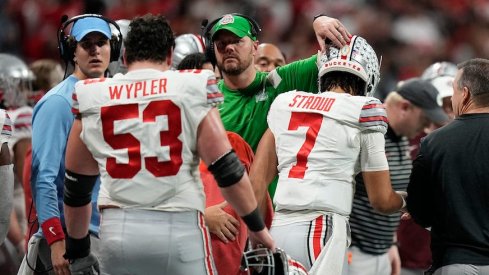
xmin=75 ymin=29 xmax=111 ymax=41
xmin=424 ymin=108 xmax=449 ymax=124
xmin=211 ymin=26 xmax=247 ymax=40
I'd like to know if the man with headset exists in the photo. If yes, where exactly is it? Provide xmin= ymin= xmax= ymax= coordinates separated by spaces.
xmin=19 ymin=14 xmax=121 ymax=275
xmin=203 ymin=14 xmax=351 ymax=202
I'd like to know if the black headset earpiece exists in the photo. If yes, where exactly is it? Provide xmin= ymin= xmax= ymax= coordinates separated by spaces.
xmin=57 ymin=14 xmax=123 ymax=65
xmin=201 ymin=13 xmax=261 ymax=67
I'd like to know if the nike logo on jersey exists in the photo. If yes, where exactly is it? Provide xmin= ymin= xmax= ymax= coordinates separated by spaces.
xmin=48 ymin=226 xmax=56 ymax=236
xmin=255 ymin=89 xmax=268 ymax=102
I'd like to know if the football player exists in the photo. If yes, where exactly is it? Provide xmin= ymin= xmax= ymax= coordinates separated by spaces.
xmin=250 ymin=36 xmax=407 ymax=275
xmin=63 ymin=14 xmax=274 ymax=275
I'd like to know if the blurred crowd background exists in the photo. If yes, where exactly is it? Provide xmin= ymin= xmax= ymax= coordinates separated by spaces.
xmin=1 ymin=0 xmax=488 ymax=97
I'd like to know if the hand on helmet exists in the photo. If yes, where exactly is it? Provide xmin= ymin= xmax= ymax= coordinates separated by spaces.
xmin=249 ymin=228 xmax=276 ymax=252
xmin=313 ymin=16 xmax=351 ymax=52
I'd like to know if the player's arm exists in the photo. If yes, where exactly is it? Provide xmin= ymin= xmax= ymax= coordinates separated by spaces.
xmin=0 ymin=110 xmax=14 ymax=245
xmin=249 ymin=128 xmax=278 ymax=216
xmin=360 ymin=131 xmax=406 ymax=214
xmin=197 ymin=108 xmax=275 ymax=251
xmin=12 ymin=138 xmax=30 ymax=183
xmin=0 ymin=142 xmax=14 ymax=244
xmin=0 ymin=110 xmax=12 ymax=165
xmin=63 ymin=118 xmax=99 ymax=260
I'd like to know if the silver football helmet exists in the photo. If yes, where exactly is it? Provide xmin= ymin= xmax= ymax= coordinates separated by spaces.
xmin=171 ymin=33 xmax=205 ymax=69
xmin=108 ymin=19 xmax=131 ymax=76
xmin=317 ymin=35 xmax=380 ymax=97
xmin=241 ymin=247 xmax=308 ymax=275
xmin=0 ymin=53 xmax=35 ymax=108
xmin=421 ymin=61 xmax=457 ymax=100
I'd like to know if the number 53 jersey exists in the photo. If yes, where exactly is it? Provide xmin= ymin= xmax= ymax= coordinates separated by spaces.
xmin=267 ymin=91 xmax=388 ymax=216
xmin=72 ymin=69 xmax=223 ymax=212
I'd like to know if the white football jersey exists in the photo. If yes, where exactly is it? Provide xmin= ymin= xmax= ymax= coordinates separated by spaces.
xmin=6 ymin=106 xmax=32 ymax=156
xmin=268 ymin=91 xmax=388 ymax=216
xmin=72 ymin=69 xmax=223 ymax=212
xmin=0 ymin=109 xmax=12 ymax=148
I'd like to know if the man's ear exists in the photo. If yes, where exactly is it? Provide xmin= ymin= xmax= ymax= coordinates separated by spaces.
xmin=122 ymin=48 xmax=127 ymax=66
xmin=166 ymin=48 xmax=173 ymax=66
xmin=252 ymin=39 xmax=259 ymax=55
xmin=462 ymin=86 xmax=471 ymax=105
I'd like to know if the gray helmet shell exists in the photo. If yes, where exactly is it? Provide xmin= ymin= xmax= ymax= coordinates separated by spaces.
xmin=0 ymin=54 xmax=34 ymax=107
xmin=318 ymin=35 xmax=380 ymax=96
xmin=171 ymin=34 xmax=205 ymax=70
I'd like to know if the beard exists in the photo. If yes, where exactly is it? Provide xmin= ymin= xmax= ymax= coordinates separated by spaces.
xmin=217 ymin=54 xmax=253 ymax=76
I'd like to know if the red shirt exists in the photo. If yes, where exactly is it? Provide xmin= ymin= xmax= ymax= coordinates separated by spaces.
xmin=200 ymin=131 xmax=273 ymax=275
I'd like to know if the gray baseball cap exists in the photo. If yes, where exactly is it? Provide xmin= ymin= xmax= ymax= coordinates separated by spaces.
xmin=397 ymin=78 xmax=449 ymax=124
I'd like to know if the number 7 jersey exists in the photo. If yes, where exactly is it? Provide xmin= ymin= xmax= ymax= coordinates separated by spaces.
xmin=72 ymin=69 xmax=223 ymax=212
xmin=268 ymin=91 xmax=388 ymax=216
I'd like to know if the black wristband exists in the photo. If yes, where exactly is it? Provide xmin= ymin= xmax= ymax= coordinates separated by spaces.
xmin=208 ymin=149 xmax=245 ymax=188
xmin=64 ymin=234 xmax=91 ymax=260
xmin=241 ymin=207 xmax=265 ymax=232
xmin=313 ymin=14 xmax=327 ymax=22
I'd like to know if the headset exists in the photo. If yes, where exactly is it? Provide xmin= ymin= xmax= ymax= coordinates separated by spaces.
xmin=57 ymin=14 xmax=123 ymax=65
xmin=201 ymin=13 xmax=261 ymax=66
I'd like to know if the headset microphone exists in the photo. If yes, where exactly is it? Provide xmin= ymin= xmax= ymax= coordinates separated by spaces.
xmin=60 ymin=14 xmax=68 ymax=24
xmin=201 ymin=19 xmax=208 ymax=30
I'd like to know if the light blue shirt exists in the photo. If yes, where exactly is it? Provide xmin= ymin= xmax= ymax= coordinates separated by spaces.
xmin=32 ymin=75 xmax=101 ymax=236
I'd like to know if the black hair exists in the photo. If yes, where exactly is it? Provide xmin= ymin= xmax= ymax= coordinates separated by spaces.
xmin=320 ymin=71 xmax=366 ymax=96
xmin=124 ymin=14 xmax=175 ymax=65
xmin=177 ymin=53 xmax=208 ymax=70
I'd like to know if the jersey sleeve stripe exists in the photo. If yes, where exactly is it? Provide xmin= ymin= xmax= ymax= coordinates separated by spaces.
xmin=362 ymin=103 xmax=383 ymax=110
xmin=207 ymin=79 xmax=217 ymax=86
xmin=207 ymin=92 xmax=223 ymax=99
xmin=17 ymin=113 xmax=32 ymax=119
xmin=1 ymin=114 xmax=12 ymax=137
xmin=359 ymin=99 xmax=388 ymax=131
xmin=12 ymin=123 xmax=32 ymax=130
xmin=206 ymin=76 xmax=224 ymax=106
xmin=359 ymin=116 xmax=388 ymax=123
xmin=72 ymin=92 xmax=80 ymax=115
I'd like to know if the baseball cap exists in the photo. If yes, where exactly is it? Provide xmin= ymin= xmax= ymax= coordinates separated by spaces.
xmin=397 ymin=78 xmax=449 ymax=124
xmin=71 ymin=17 xmax=112 ymax=42
xmin=211 ymin=14 xmax=256 ymax=41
